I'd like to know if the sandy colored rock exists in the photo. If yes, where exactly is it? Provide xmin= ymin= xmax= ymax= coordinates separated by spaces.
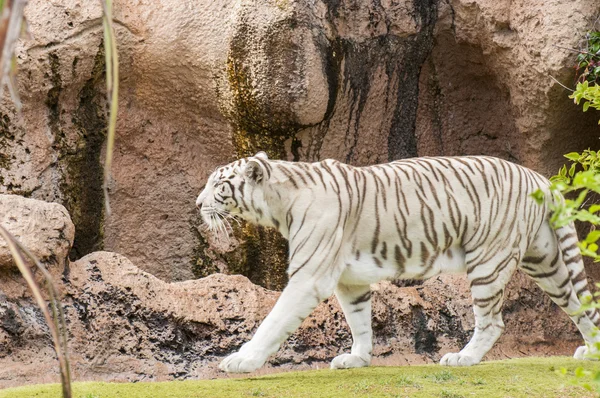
xmin=0 ymin=194 xmax=74 ymax=269
xmin=416 ymin=0 xmax=600 ymax=174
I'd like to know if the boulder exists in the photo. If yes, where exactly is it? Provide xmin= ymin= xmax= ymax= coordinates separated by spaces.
xmin=0 ymin=194 xmax=74 ymax=387
xmin=0 ymin=194 xmax=74 ymax=269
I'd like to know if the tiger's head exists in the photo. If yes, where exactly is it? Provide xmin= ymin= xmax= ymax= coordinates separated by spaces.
xmin=196 ymin=152 xmax=272 ymax=237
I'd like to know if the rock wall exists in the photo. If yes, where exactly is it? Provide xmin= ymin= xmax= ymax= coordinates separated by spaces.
xmin=417 ymin=0 xmax=600 ymax=168
xmin=1 ymin=0 xmax=598 ymax=286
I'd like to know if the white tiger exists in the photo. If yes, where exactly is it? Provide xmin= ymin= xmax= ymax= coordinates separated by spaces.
xmin=195 ymin=152 xmax=599 ymax=373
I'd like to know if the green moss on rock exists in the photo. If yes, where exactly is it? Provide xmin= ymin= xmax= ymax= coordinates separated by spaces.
xmin=238 ymin=223 xmax=288 ymax=290
xmin=0 ymin=113 xmax=13 ymax=186
xmin=193 ymin=20 xmax=310 ymax=290
xmin=0 ymin=113 xmax=13 ymax=171
xmin=222 ymin=22 xmax=304 ymax=290
xmin=47 ymin=45 xmax=108 ymax=260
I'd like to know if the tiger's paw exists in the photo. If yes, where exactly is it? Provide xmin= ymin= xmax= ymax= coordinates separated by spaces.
xmin=574 ymin=345 xmax=599 ymax=360
xmin=219 ymin=352 xmax=264 ymax=373
xmin=440 ymin=352 xmax=479 ymax=367
xmin=330 ymin=353 xmax=370 ymax=369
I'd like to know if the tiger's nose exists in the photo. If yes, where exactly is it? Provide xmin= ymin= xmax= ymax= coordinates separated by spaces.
xmin=195 ymin=198 xmax=203 ymax=210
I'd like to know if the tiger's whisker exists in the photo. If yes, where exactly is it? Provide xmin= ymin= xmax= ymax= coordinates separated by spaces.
xmin=213 ymin=212 xmax=232 ymax=244
xmin=212 ymin=208 xmax=240 ymax=232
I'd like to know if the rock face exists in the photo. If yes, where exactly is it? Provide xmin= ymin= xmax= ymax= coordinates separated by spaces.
xmin=0 ymin=249 xmax=583 ymax=388
xmin=416 ymin=0 xmax=600 ymax=169
xmin=0 ymin=0 xmax=598 ymax=285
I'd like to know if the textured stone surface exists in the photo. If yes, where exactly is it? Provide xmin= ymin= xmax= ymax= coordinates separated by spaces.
xmin=0 ymin=251 xmax=583 ymax=387
xmin=415 ymin=0 xmax=600 ymax=175
xmin=0 ymin=194 xmax=74 ymax=269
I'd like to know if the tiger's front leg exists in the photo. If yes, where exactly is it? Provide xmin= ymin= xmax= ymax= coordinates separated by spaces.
xmin=331 ymin=283 xmax=372 ymax=369
xmin=219 ymin=274 xmax=337 ymax=373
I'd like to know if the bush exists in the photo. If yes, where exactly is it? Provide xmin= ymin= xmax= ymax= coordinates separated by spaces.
xmin=571 ymin=81 xmax=600 ymax=121
xmin=542 ymin=26 xmax=600 ymax=393
xmin=570 ymin=29 xmax=600 ymax=122
xmin=536 ymin=150 xmax=600 ymax=261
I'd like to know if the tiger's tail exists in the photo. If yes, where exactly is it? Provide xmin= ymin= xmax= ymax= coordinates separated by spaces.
xmin=555 ymin=223 xmax=600 ymax=327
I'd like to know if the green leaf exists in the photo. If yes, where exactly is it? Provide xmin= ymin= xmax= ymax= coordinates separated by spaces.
xmin=586 ymin=230 xmax=600 ymax=244
xmin=569 ymin=163 xmax=577 ymax=177
xmin=590 ymin=205 xmax=600 ymax=214
xmin=564 ymin=152 xmax=581 ymax=161
xmin=531 ymin=189 xmax=545 ymax=204
xmin=574 ymin=171 xmax=596 ymax=186
xmin=574 ymin=189 xmax=590 ymax=207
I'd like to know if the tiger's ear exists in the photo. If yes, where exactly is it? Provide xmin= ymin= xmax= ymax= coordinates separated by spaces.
xmin=254 ymin=151 xmax=269 ymax=160
xmin=244 ymin=160 xmax=264 ymax=184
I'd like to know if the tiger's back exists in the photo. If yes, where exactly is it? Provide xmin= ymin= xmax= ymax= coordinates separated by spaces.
xmin=290 ymin=156 xmax=548 ymax=283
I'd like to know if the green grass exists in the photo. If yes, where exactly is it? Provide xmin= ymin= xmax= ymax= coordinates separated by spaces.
xmin=2 ymin=357 xmax=600 ymax=398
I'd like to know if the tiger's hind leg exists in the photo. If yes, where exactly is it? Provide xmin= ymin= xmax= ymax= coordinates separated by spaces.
xmin=520 ymin=222 xmax=600 ymax=360
xmin=441 ymin=249 xmax=519 ymax=366
xmin=331 ymin=283 xmax=372 ymax=369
